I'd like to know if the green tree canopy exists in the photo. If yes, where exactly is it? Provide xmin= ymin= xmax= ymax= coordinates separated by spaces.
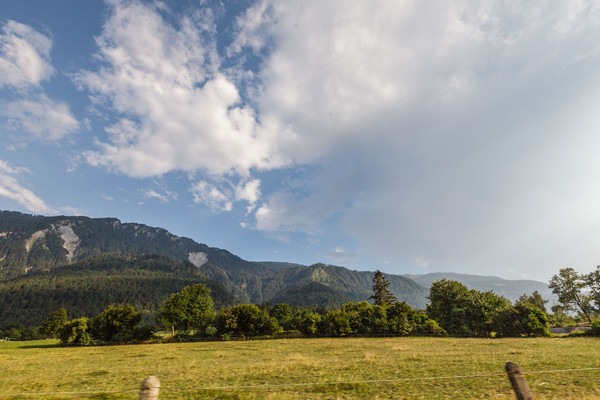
xmin=516 ymin=291 xmax=548 ymax=314
xmin=40 ymin=308 xmax=67 ymax=338
xmin=427 ymin=279 xmax=510 ymax=336
xmin=216 ymin=304 xmax=279 ymax=338
xmin=90 ymin=303 xmax=141 ymax=342
xmin=549 ymin=267 xmax=593 ymax=323
xmin=157 ymin=284 xmax=215 ymax=336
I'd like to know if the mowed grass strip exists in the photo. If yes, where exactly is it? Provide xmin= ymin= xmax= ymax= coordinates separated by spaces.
xmin=1 ymin=337 xmax=600 ymax=399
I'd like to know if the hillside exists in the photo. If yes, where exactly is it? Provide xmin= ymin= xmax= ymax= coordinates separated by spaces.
xmin=0 ymin=211 xmax=554 ymax=328
xmin=0 ymin=253 xmax=236 ymax=327
xmin=402 ymin=272 xmax=553 ymax=303
xmin=0 ymin=211 xmax=428 ymax=322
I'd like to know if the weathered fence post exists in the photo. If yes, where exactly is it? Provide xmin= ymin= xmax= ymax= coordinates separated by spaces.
xmin=140 ymin=376 xmax=160 ymax=400
xmin=505 ymin=362 xmax=533 ymax=400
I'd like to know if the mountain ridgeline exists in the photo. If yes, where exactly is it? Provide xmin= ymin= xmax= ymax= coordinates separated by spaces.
xmin=0 ymin=211 xmax=427 ymax=326
xmin=0 ymin=211 xmax=551 ymax=328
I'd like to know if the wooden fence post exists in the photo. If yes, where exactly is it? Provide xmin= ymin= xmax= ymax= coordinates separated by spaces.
xmin=505 ymin=362 xmax=533 ymax=400
xmin=140 ymin=376 xmax=160 ymax=400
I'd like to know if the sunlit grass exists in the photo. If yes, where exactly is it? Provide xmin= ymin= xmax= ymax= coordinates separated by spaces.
xmin=1 ymin=337 xmax=600 ymax=399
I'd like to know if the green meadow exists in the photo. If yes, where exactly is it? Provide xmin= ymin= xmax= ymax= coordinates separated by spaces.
xmin=1 ymin=337 xmax=600 ymax=399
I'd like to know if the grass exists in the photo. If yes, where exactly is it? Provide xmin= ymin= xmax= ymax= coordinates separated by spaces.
xmin=1 ymin=336 xmax=600 ymax=399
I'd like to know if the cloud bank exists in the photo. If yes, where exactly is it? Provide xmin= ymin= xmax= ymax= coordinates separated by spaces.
xmin=74 ymin=0 xmax=600 ymax=278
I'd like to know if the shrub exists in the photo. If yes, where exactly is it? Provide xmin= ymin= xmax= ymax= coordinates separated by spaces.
xmin=60 ymin=318 xmax=93 ymax=346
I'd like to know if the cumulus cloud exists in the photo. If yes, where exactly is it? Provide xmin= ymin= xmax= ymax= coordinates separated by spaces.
xmin=68 ymin=0 xmax=600 ymax=279
xmin=78 ymin=0 xmax=282 ymax=179
xmin=235 ymin=178 xmax=261 ymax=212
xmin=239 ymin=1 xmax=600 ymax=279
xmin=0 ymin=160 xmax=52 ymax=214
xmin=1 ymin=94 xmax=79 ymax=140
xmin=0 ymin=20 xmax=78 ymax=142
xmin=0 ymin=20 xmax=54 ymax=89
xmin=190 ymin=181 xmax=233 ymax=212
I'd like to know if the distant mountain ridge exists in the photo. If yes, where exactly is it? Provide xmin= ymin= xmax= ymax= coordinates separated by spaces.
xmin=0 ymin=211 xmax=553 ymax=328
xmin=402 ymin=272 xmax=553 ymax=303
xmin=0 ymin=211 xmax=427 ymax=314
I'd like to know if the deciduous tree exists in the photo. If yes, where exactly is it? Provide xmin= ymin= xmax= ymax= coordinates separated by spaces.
xmin=157 ymin=284 xmax=215 ymax=337
xmin=549 ymin=268 xmax=592 ymax=323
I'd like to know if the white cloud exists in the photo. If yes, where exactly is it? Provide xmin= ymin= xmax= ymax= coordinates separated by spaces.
xmin=1 ymin=94 xmax=79 ymax=140
xmin=62 ymin=0 xmax=600 ymax=279
xmin=142 ymin=189 xmax=168 ymax=203
xmin=190 ymin=181 xmax=232 ymax=212
xmin=0 ymin=160 xmax=52 ymax=214
xmin=0 ymin=20 xmax=54 ymax=89
xmin=235 ymin=178 xmax=261 ymax=212
xmin=239 ymin=1 xmax=600 ymax=280
xmin=78 ymin=0 xmax=282 ymax=179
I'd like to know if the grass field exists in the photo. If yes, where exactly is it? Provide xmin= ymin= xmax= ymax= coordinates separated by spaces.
xmin=1 ymin=336 xmax=600 ymax=399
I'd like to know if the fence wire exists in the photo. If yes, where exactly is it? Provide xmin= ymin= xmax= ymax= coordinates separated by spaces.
xmin=1 ymin=366 xmax=600 ymax=397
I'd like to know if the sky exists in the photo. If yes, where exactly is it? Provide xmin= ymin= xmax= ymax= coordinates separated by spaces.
xmin=0 ymin=0 xmax=599 ymax=283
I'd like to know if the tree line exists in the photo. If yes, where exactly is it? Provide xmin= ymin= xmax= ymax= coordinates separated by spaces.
xmin=8 ymin=269 xmax=584 ymax=344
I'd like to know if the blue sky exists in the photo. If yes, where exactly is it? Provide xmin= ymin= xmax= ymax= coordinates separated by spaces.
xmin=1 ymin=0 xmax=599 ymax=282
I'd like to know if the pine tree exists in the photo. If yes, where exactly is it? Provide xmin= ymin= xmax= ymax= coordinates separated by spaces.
xmin=369 ymin=270 xmax=398 ymax=306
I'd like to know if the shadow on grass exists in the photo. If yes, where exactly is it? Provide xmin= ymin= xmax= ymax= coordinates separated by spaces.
xmin=18 ymin=342 xmax=60 ymax=349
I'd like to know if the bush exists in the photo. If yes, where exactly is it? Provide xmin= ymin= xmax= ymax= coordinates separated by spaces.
xmin=216 ymin=304 xmax=280 ymax=338
xmin=90 ymin=304 xmax=142 ymax=342
xmin=60 ymin=318 xmax=93 ymax=346
xmin=587 ymin=320 xmax=600 ymax=336
xmin=40 ymin=308 xmax=67 ymax=338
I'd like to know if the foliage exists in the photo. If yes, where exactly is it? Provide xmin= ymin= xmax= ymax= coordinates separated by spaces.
xmin=516 ymin=291 xmax=548 ymax=314
xmin=549 ymin=267 xmax=593 ymax=322
xmin=492 ymin=303 xmax=550 ymax=337
xmin=216 ymin=304 xmax=280 ymax=338
xmin=369 ymin=270 xmax=398 ymax=306
xmin=40 ymin=308 xmax=67 ymax=338
xmin=0 ymin=211 xmax=430 ymax=314
xmin=0 ymin=253 xmax=234 ymax=328
xmin=269 ymin=303 xmax=293 ymax=330
xmin=157 ymin=284 xmax=215 ymax=336
xmin=90 ymin=303 xmax=142 ymax=342
xmin=292 ymin=309 xmax=322 ymax=335
xmin=59 ymin=318 xmax=93 ymax=346
xmin=0 ymin=324 xmax=42 ymax=341
xmin=427 ymin=279 xmax=511 ymax=336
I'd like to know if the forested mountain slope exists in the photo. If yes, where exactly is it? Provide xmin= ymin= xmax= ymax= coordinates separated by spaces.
xmin=0 ymin=253 xmax=236 ymax=327
xmin=0 ymin=211 xmax=428 ymax=314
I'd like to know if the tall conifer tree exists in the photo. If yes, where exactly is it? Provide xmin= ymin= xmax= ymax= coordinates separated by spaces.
xmin=369 ymin=270 xmax=398 ymax=306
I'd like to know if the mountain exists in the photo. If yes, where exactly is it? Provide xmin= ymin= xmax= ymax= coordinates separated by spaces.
xmin=0 ymin=211 xmax=554 ymax=329
xmin=0 ymin=211 xmax=428 ymax=328
xmin=402 ymin=272 xmax=553 ymax=303
xmin=0 ymin=253 xmax=236 ymax=327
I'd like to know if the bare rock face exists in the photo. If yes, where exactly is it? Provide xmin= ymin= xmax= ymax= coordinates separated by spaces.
xmin=55 ymin=223 xmax=80 ymax=262
xmin=188 ymin=252 xmax=208 ymax=268
xmin=25 ymin=230 xmax=47 ymax=252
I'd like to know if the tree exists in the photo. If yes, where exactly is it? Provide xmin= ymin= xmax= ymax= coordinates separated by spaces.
xmin=427 ymin=279 xmax=509 ymax=336
xmin=269 ymin=303 xmax=293 ymax=330
xmin=585 ymin=265 xmax=600 ymax=314
xmin=369 ymin=270 xmax=398 ymax=306
xmin=549 ymin=268 xmax=593 ymax=323
xmin=60 ymin=318 xmax=93 ymax=346
xmin=516 ymin=291 xmax=548 ymax=314
xmin=90 ymin=304 xmax=141 ymax=342
xmin=157 ymin=284 xmax=215 ymax=337
xmin=40 ymin=308 xmax=67 ymax=338
xmin=492 ymin=303 xmax=550 ymax=337
xmin=216 ymin=304 xmax=279 ymax=338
